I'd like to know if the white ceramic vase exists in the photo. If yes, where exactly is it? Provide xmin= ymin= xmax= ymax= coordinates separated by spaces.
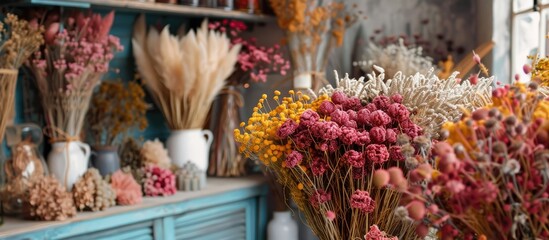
xmin=166 ymin=129 xmax=213 ymax=171
xmin=47 ymin=141 xmax=91 ymax=191
xmin=267 ymin=211 xmax=298 ymax=240
xmin=293 ymin=73 xmax=312 ymax=89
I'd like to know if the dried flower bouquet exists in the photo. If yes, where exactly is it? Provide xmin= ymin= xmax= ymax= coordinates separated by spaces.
xmin=132 ymin=15 xmax=240 ymax=130
xmin=28 ymin=11 xmax=122 ymax=141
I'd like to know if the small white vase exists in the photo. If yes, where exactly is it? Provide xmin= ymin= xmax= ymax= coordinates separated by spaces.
xmin=293 ymin=73 xmax=312 ymax=89
xmin=166 ymin=129 xmax=213 ymax=171
xmin=268 ymin=211 xmax=298 ymax=240
xmin=47 ymin=141 xmax=91 ymax=191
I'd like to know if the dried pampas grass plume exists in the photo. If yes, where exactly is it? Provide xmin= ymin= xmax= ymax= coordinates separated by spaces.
xmin=319 ymin=67 xmax=493 ymax=138
xmin=132 ymin=15 xmax=240 ymax=130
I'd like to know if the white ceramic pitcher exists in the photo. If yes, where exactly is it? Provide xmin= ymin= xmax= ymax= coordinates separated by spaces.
xmin=47 ymin=141 xmax=91 ymax=191
xmin=166 ymin=129 xmax=213 ymax=171
xmin=293 ymin=73 xmax=312 ymax=89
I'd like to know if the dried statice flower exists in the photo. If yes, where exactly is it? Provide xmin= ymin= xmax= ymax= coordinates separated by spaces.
xmin=319 ymin=69 xmax=493 ymax=138
xmin=109 ymin=170 xmax=142 ymax=205
xmin=72 ymin=168 xmax=116 ymax=211
xmin=141 ymin=138 xmax=171 ymax=169
xmin=356 ymin=39 xmax=436 ymax=78
xmin=27 ymin=176 xmax=76 ymax=221
xmin=143 ymin=165 xmax=176 ymax=197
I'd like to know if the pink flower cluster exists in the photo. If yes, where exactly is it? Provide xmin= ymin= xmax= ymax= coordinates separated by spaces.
xmin=364 ymin=225 xmax=398 ymax=240
xmin=350 ymin=190 xmax=375 ymax=213
xmin=208 ymin=20 xmax=290 ymax=84
xmin=143 ymin=165 xmax=177 ymax=197
xmin=310 ymin=189 xmax=331 ymax=207
xmin=30 ymin=11 xmax=123 ymax=93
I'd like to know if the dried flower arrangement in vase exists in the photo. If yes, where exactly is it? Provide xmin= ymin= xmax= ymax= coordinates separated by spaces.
xmin=132 ymin=15 xmax=240 ymax=173
xmin=27 ymin=11 xmax=123 ymax=190
xmin=26 ymin=176 xmax=76 ymax=221
xmin=268 ymin=0 xmax=358 ymax=90
xmin=109 ymin=170 xmax=142 ymax=205
xmin=206 ymin=20 xmax=290 ymax=177
xmin=87 ymin=81 xmax=148 ymax=176
xmin=0 ymin=13 xmax=43 ymax=144
xmin=72 ymin=168 xmax=116 ymax=211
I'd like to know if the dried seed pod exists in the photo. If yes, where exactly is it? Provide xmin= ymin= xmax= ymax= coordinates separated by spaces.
xmin=72 ymin=168 xmax=116 ymax=211
xmin=27 ymin=176 xmax=76 ymax=221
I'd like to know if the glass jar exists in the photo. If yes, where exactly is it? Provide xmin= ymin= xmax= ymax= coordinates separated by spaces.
xmin=0 ymin=124 xmax=47 ymax=216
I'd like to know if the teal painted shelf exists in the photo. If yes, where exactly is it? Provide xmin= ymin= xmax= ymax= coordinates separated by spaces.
xmin=0 ymin=176 xmax=268 ymax=240
xmin=2 ymin=0 xmax=275 ymax=23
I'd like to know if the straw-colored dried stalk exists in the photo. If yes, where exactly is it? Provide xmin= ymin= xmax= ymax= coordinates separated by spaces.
xmin=132 ymin=15 xmax=240 ymax=130
xmin=0 ymin=69 xmax=18 ymax=142
xmin=41 ymin=91 xmax=93 ymax=140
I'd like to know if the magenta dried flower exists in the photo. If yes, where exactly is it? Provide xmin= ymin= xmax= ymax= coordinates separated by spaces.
xmin=315 ymin=121 xmax=342 ymax=140
xmin=330 ymin=109 xmax=350 ymax=126
xmin=373 ymin=95 xmax=391 ymax=110
xmin=144 ymin=165 xmax=176 ymax=197
xmin=391 ymin=94 xmax=403 ymax=103
xmin=389 ymin=146 xmax=405 ymax=161
xmin=310 ymin=189 xmax=331 ymax=207
xmin=356 ymin=131 xmax=371 ymax=146
xmin=300 ymin=109 xmax=320 ymax=127
xmin=292 ymin=130 xmax=313 ymax=149
xmin=347 ymin=110 xmax=358 ymax=121
xmin=319 ymin=100 xmax=337 ymax=116
xmin=369 ymin=127 xmax=387 ymax=143
xmin=387 ymin=103 xmax=410 ymax=122
xmin=386 ymin=129 xmax=397 ymax=143
xmin=277 ymin=119 xmax=298 ymax=138
xmin=340 ymin=126 xmax=359 ymax=145
xmin=366 ymin=103 xmax=377 ymax=112
xmin=365 ymin=144 xmax=389 ymax=164
xmin=343 ymin=97 xmax=362 ymax=111
xmin=364 ymin=225 xmax=397 ymax=240
xmin=350 ymin=190 xmax=375 ymax=213
xmin=369 ymin=110 xmax=392 ymax=127
xmin=357 ymin=109 xmax=371 ymax=125
xmin=285 ymin=150 xmax=303 ymax=168
xmin=331 ymin=91 xmax=347 ymax=104
xmin=342 ymin=150 xmax=365 ymax=168
xmin=311 ymin=157 xmax=329 ymax=176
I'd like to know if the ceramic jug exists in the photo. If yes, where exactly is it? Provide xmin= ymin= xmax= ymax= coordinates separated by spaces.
xmin=91 ymin=146 xmax=120 ymax=176
xmin=47 ymin=141 xmax=90 ymax=190
xmin=166 ymin=129 xmax=213 ymax=171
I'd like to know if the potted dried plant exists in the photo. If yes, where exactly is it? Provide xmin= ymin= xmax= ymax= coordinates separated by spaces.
xmin=206 ymin=20 xmax=289 ymax=177
xmin=27 ymin=11 xmax=123 ymax=190
xmin=132 ymin=15 xmax=240 ymax=172
xmin=268 ymin=0 xmax=357 ymax=91
xmin=86 ymin=81 xmax=148 ymax=176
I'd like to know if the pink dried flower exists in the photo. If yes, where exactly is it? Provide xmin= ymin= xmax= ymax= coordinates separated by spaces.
xmin=342 ymin=150 xmax=365 ymax=168
xmin=373 ymin=95 xmax=391 ymax=110
xmin=366 ymin=103 xmax=377 ymax=112
xmin=365 ymin=144 xmax=389 ymax=164
xmin=331 ymin=91 xmax=347 ymax=104
xmin=319 ymin=100 xmax=336 ymax=116
xmin=356 ymin=131 xmax=371 ymax=145
xmin=277 ymin=119 xmax=298 ymax=138
xmin=110 ymin=170 xmax=142 ymax=205
xmin=330 ymin=109 xmax=350 ymax=126
xmin=299 ymin=109 xmax=320 ymax=127
xmin=406 ymin=201 xmax=426 ymax=221
xmin=389 ymin=146 xmax=405 ymax=161
xmin=292 ymin=130 xmax=313 ymax=149
xmin=369 ymin=127 xmax=387 ymax=143
xmin=386 ymin=129 xmax=397 ymax=143
xmin=339 ymin=126 xmax=359 ymax=145
xmin=314 ymin=121 xmax=342 ymax=140
xmin=343 ymin=97 xmax=362 ymax=111
xmin=364 ymin=225 xmax=398 ymax=240
xmin=391 ymin=94 xmax=403 ymax=103
xmin=325 ymin=210 xmax=336 ymax=221
xmin=350 ymin=190 xmax=375 ymax=213
xmin=473 ymin=52 xmax=481 ymax=64
xmin=369 ymin=110 xmax=392 ymax=127
xmin=373 ymin=169 xmax=390 ymax=187
xmin=311 ymin=157 xmax=328 ymax=176
xmin=285 ymin=150 xmax=303 ymax=168
xmin=143 ymin=165 xmax=176 ymax=197
xmin=310 ymin=189 xmax=331 ymax=207
xmin=347 ymin=110 xmax=358 ymax=121
xmin=357 ymin=109 xmax=371 ymax=125
xmin=387 ymin=103 xmax=409 ymax=122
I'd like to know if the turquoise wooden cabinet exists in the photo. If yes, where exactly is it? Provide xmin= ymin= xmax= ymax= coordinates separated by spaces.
xmin=0 ymin=176 xmax=268 ymax=240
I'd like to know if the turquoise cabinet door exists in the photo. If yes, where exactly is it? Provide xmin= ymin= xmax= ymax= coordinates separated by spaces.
xmin=67 ymin=221 xmax=155 ymax=240
xmin=173 ymin=199 xmax=257 ymax=240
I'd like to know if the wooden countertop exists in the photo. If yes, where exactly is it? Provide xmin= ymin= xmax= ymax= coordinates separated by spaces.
xmin=0 ymin=175 xmax=267 ymax=238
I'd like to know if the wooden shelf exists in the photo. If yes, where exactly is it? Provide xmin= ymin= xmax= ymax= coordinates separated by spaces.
xmin=2 ymin=0 xmax=275 ymax=23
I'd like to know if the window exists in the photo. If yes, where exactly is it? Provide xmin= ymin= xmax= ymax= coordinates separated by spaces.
xmin=511 ymin=0 xmax=548 ymax=80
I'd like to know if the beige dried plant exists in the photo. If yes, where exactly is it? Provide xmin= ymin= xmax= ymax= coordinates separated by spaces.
xmin=27 ymin=176 xmax=76 ymax=221
xmin=72 ymin=168 xmax=116 ymax=211
xmin=132 ymin=15 xmax=241 ymax=130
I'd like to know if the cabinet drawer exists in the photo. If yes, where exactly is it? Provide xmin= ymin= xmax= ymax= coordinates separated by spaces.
xmin=66 ymin=220 xmax=154 ymax=240
xmin=173 ymin=199 xmax=256 ymax=240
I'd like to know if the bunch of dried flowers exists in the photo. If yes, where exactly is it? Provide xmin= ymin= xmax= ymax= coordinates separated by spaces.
xmin=389 ymin=83 xmax=549 ymax=239
xmin=143 ymin=165 xmax=176 ymax=197
xmin=354 ymin=39 xmax=436 ymax=78
xmin=141 ymin=138 xmax=171 ymax=169
xmin=132 ymin=15 xmax=240 ymax=130
xmin=318 ymin=68 xmax=493 ymax=138
xmin=109 ymin=170 xmax=142 ymax=205
xmin=268 ymin=0 xmax=359 ymax=90
xmin=119 ymin=138 xmax=145 ymax=170
xmin=208 ymin=19 xmax=290 ymax=86
xmin=27 ymin=11 xmax=123 ymax=141
xmin=87 ymin=81 xmax=148 ymax=147
xmin=27 ymin=176 xmax=76 ymax=221
xmin=0 ymin=13 xmax=44 ymax=69
xmin=235 ymin=88 xmax=431 ymax=239
xmin=72 ymin=168 xmax=116 ymax=211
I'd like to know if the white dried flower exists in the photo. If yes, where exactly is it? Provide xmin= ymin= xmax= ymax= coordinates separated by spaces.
xmin=394 ymin=206 xmax=409 ymax=220
xmin=319 ymin=68 xmax=493 ymax=138
xmin=356 ymin=39 xmax=436 ymax=78
xmin=502 ymin=159 xmax=521 ymax=175
xmin=141 ymin=138 xmax=171 ymax=169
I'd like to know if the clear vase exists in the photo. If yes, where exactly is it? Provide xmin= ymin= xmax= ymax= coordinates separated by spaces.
xmin=208 ymin=86 xmax=247 ymax=177
xmin=1 ymin=124 xmax=48 ymax=216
